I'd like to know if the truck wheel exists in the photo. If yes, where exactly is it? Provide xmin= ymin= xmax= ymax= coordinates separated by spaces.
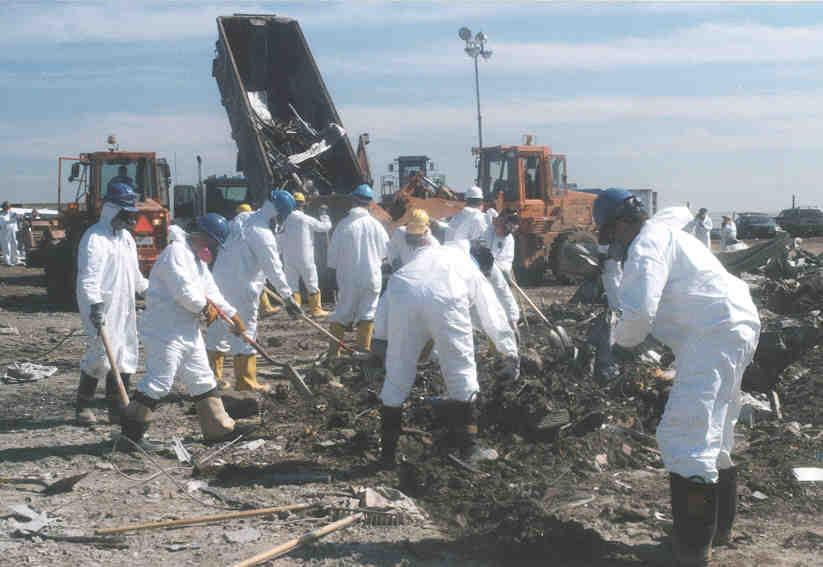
xmin=44 ymin=241 xmax=77 ymax=308
xmin=548 ymin=231 xmax=599 ymax=284
xmin=515 ymin=257 xmax=545 ymax=287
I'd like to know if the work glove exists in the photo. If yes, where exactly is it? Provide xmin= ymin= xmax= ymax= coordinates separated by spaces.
xmin=89 ymin=302 xmax=105 ymax=331
xmin=318 ymin=204 xmax=329 ymax=217
xmin=284 ymin=295 xmax=303 ymax=319
xmin=203 ymin=302 xmax=219 ymax=327
xmin=500 ymin=355 xmax=520 ymax=381
xmin=230 ymin=314 xmax=246 ymax=336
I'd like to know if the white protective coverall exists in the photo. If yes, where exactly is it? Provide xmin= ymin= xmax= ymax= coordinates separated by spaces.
xmin=486 ymin=262 xmax=519 ymax=324
xmin=387 ymin=226 xmax=440 ymax=270
xmin=487 ymin=228 xmax=515 ymax=276
xmin=206 ymin=201 xmax=292 ymax=356
xmin=685 ymin=214 xmax=713 ymax=248
xmin=444 ymin=206 xmax=488 ymax=252
xmin=0 ymin=209 xmax=20 ymax=266
xmin=720 ymin=220 xmax=737 ymax=251
xmin=76 ymin=203 xmax=149 ymax=379
xmin=280 ymin=208 xmax=331 ymax=295
xmin=327 ymin=207 xmax=389 ymax=325
xmin=376 ymin=244 xmax=518 ymax=407
xmin=612 ymin=206 xmax=760 ymax=482
xmin=138 ymin=225 xmax=237 ymax=400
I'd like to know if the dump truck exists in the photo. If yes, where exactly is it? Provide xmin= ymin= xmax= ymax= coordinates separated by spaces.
xmin=212 ymin=14 xmax=365 ymax=202
xmin=28 ymin=143 xmax=172 ymax=304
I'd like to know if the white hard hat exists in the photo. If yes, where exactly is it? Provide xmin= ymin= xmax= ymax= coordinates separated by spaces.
xmin=466 ymin=185 xmax=483 ymax=200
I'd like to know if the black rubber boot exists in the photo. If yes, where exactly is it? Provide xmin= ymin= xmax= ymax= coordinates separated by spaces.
xmin=120 ymin=391 xmax=158 ymax=445
xmin=452 ymin=402 xmax=497 ymax=462
xmin=75 ymin=372 xmax=99 ymax=425
xmin=670 ymin=473 xmax=718 ymax=567
xmin=106 ymin=372 xmax=131 ymax=425
xmin=380 ymin=405 xmax=402 ymax=469
xmin=714 ymin=467 xmax=737 ymax=546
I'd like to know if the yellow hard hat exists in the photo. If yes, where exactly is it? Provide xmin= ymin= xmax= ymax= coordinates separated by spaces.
xmin=293 ymin=192 xmax=306 ymax=203
xmin=236 ymin=203 xmax=252 ymax=213
xmin=406 ymin=209 xmax=430 ymax=235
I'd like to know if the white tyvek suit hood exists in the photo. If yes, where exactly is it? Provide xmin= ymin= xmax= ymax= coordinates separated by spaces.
xmin=376 ymin=244 xmax=517 ymax=407
xmin=206 ymin=201 xmax=291 ymax=356
xmin=612 ymin=205 xmax=760 ymax=482
xmin=76 ymin=202 xmax=149 ymax=378
xmin=488 ymin=230 xmax=515 ymax=275
xmin=327 ymin=206 xmax=389 ymax=324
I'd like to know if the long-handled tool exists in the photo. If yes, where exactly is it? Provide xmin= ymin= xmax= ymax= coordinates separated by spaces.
xmin=206 ymin=299 xmax=313 ymax=399
xmin=297 ymin=311 xmax=364 ymax=356
xmin=95 ymin=503 xmax=315 ymax=535
xmin=507 ymin=278 xmax=572 ymax=352
xmin=262 ymin=285 xmax=284 ymax=306
xmin=99 ymin=324 xmax=129 ymax=409
xmin=231 ymin=512 xmax=363 ymax=567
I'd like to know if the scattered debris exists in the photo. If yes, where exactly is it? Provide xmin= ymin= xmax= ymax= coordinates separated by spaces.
xmin=224 ymin=527 xmax=261 ymax=544
xmin=237 ymin=439 xmax=266 ymax=452
xmin=792 ymin=467 xmax=823 ymax=482
xmin=1 ymin=362 xmax=57 ymax=383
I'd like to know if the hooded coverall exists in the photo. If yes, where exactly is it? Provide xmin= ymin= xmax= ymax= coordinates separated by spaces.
xmin=720 ymin=220 xmax=737 ymax=251
xmin=0 ymin=208 xmax=20 ymax=266
xmin=487 ymin=229 xmax=515 ymax=277
xmin=76 ymin=202 xmax=149 ymax=380
xmin=443 ymin=206 xmax=488 ymax=252
xmin=205 ymin=202 xmax=292 ymax=389
xmin=280 ymin=208 xmax=331 ymax=297
xmin=685 ymin=214 xmax=713 ymax=249
xmin=612 ymin=207 xmax=760 ymax=483
xmin=327 ymin=206 xmax=389 ymax=351
xmin=137 ymin=225 xmax=237 ymax=401
xmin=376 ymin=245 xmax=517 ymax=407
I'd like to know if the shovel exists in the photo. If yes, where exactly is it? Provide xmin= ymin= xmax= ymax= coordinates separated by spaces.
xmin=297 ymin=311 xmax=369 ymax=358
xmin=206 ymin=299 xmax=313 ymax=399
xmin=507 ymin=277 xmax=573 ymax=353
xmin=99 ymin=323 xmax=129 ymax=409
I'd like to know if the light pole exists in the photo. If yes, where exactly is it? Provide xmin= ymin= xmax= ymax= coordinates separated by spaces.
xmin=459 ymin=27 xmax=492 ymax=152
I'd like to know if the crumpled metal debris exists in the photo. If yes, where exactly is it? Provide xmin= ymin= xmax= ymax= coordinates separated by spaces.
xmin=2 ymin=362 xmax=58 ymax=384
xmin=7 ymin=504 xmax=53 ymax=535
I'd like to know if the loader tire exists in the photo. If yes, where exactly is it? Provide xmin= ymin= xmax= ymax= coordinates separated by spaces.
xmin=548 ymin=231 xmax=598 ymax=284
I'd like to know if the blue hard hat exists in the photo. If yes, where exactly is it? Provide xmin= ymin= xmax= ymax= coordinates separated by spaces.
xmin=351 ymin=184 xmax=374 ymax=202
xmin=195 ymin=213 xmax=230 ymax=247
xmin=103 ymin=180 xmax=139 ymax=212
xmin=592 ymin=188 xmax=635 ymax=228
xmin=270 ymin=189 xmax=296 ymax=218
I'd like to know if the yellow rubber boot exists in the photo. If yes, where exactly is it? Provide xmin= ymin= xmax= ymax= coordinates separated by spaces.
xmin=357 ymin=321 xmax=374 ymax=352
xmin=208 ymin=351 xmax=230 ymax=390
xmin=292 ymin=292 xmax=302 ymax=308
xmin=327 ymin=322 xmax=346 ymax=359
xmin=195 ymin=396 xmax=236 ymax=441
xmin=307 ymin=292 xmax=329 ymax=318
xmin=260 ymin=292 xmax=280 ymax=316
xmin=233 ymin=354 xmax=270 ymax=392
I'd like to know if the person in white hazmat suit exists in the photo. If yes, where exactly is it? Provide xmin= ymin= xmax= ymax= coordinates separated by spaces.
xmin=685 ymin=207 xmax=713 ymax=249
xmin=0 ymin=200 xmax=20 ymax=266
xmin=386 ymin=209 xmax=440 ymax=271
xmin=592 ymin=189 xmax=760 ymax=566
xmin=327 ymin=184 xmax=389 ymax=355
xmin=206 ymin=191 xmax=302 ymax=392
xmin=369 ymin=244 xmax=520 ymax=468
xmin=443 ymin=185 xmax=489 ymax=251
xmin=74 ymin=182 xmax=148 ymax=425
xmin=486 ymin=209 xmax=518 ymax=278
xmin=280 ymin=191 xmax=332 ymax=317
xmin=719 ymin=216 xmax=737 ymax=252
xmin=121 ymin=215 xmax=250 ymax=445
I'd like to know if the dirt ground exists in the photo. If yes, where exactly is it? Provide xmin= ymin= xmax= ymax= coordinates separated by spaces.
xmin=1 ymin=238 xmax=822 ymax=566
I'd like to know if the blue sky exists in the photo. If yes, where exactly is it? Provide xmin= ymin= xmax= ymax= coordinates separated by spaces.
xmin=2 ymin=2 xmax=823 ymax=213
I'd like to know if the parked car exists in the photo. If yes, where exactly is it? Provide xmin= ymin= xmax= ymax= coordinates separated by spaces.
xmin=736 ymin=212 xmax=778 ymax=239
xmin=775 ymin=207 xmax=823 ymax=237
